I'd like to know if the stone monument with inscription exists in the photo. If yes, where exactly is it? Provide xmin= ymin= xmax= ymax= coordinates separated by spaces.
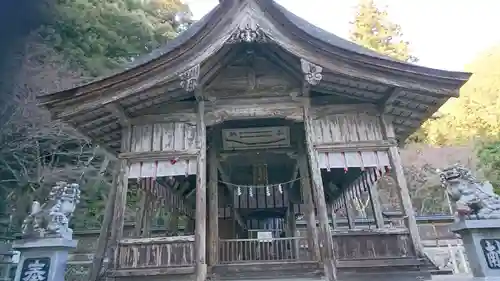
xmin=441 ymin=165 xmax=500 ymax=280
xmin=12 ymin=182 xmax=80 ymax=281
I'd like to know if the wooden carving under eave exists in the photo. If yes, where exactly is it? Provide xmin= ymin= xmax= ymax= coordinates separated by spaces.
xmin=226 ymin=22 xmax=268 ymax=44
xmin=180 ymin=64 xmax=200 ymax=92
xmin=300 ymin=59 xmax=323 ymax=86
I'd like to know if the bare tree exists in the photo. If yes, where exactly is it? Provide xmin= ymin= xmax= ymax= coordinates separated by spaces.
xmin=0 ymin=34 xmax=110 ymax=231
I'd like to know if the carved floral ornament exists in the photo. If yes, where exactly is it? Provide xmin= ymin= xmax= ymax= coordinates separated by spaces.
xmin=179 ymin=64 xmax=200 ymax=92
xmin=226 ymin=18 xmax=268 ymax=44
xmin=300 ymin=58 xmax=323 ymax=86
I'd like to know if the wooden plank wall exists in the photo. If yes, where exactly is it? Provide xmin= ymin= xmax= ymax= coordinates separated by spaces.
xmin=310 ymin=113 xmax=383 ymax=144
xmin=128 ymin=122 xmax=198 ymax=178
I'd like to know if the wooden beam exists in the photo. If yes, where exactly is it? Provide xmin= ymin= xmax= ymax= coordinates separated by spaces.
xmin=379 ymin=114 xmax=423 ymax=256
xmin=207 ymin=137 xmax=219 ymax=266
xmin=313 ymin=87 xmax=376 ymax=103
xmin=88 ymin=158 xmax=116 ymax=281
xmin=105 ymin=103 xmax=131 ymax=126
xmin=194 ymin=98 xmax=207 ymax=281
xmin=314 ymin=140 xmax=395 ymax=153
xmin=118 ymin=150 xmax=198 ymax=163
xmin=77 ymin=113 xmax=114 ymax=129
xmin=302 ymin=87 xmax=337 ymax=281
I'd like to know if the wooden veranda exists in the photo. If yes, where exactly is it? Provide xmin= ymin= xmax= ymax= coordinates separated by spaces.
xmin=37 ymin=0 xmax=471 ymax=280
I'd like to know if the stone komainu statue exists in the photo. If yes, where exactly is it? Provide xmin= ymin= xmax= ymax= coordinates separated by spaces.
xmin=21 ymin=182 xmax=81 ymax=240
xmin=440 ymin=164 xmax=500 ymax=220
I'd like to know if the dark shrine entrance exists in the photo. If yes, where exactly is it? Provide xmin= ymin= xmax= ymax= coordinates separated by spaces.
xmin=211 ymin=118 xmax=311 ymax=264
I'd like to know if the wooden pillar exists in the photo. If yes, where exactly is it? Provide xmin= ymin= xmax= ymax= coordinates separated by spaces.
xmin=297 ymin=143 xmax=320 ymax=261
xmin=134 ymin=189 xmax=147 ymax=237
xmin=186 ymin=218 xmax=196 ymax=234
xmin=194 ymin=98 xmax=208 ymax=281
xmin=380 ymin=115 xmax=423 ymax=255
xmin=208 ymin=139 xmax=219 ymax=266
xmin=303 ymin=102 xmax=337 ymax=281
xmin=89 ymin=164 xmax=118 ymax=281
xmin=286 ymin=203 xmax=298 ymax=258
xmin=343 ymin=191 xmax=356 ymax=229
xmin=142 ymin=194 xmax=154 ymax=237
xmin=368 ymin=181 xmax=385 ymax=228
xmin=108 ymin=126 xmax=131 ymax=269
xmin=168 ymin=212 xmax=180 ymax=236
xmin=329 ymin=205 xmax=337 ymax=230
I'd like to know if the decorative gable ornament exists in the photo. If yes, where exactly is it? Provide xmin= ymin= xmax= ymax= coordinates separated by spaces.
xmin=301 ymin=58 xmax=323 ymax=85
xmin=226 ymin=16 xmax=268 ymax=44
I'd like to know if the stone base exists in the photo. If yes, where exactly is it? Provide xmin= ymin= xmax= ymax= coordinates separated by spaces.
xmin=452 ymin=220 xmax=500 ymax=279
xmin=13 ymin=238 xmax=77 ymax=281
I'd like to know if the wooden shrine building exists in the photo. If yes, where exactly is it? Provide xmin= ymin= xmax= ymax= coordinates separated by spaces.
xmin=38 ymin=0 xmax=471 ymax=280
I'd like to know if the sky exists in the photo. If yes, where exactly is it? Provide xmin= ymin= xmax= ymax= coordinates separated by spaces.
xmin=184 ymin=0 xmax=500 ymax=72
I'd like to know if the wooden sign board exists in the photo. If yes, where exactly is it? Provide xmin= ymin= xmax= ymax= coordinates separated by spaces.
xmin=222 ymin=126 xmax=290 ymax=151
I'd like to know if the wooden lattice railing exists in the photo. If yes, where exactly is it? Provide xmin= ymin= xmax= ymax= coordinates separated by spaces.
xmin=219 ymin=237 xmax=311 ymax=264
xmin=115 ymin=236 xmax=195 ymax=269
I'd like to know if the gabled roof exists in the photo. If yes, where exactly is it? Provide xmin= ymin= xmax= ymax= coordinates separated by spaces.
xmin=37 ymin=0 xmax=471 ymax=155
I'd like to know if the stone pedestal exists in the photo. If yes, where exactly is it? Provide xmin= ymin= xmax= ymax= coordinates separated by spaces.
xmin=12 ymin=238 xmax=77 ymax=281
xmin=452 ymin=220 xmax=500 ymax=281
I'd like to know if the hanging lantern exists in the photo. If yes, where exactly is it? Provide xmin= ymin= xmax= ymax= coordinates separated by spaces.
xmin=237 ymin=186 xmax=242 ymax=196
xmin=266 ymin=185 xmax=271 ymax=196
xmin=249 ymin=187 xmax=253 ymax=197
xmin=278 ymin=184 xmax=283 ymax=194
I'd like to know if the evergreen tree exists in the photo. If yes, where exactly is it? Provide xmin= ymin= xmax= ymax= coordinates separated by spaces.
xmin=40 ymin=0 xmax=192 ymax=76
xmin=0 ymin=0 xmax=193 ymax=233
xmin=350 ymin=0 xmax=417 ymax=63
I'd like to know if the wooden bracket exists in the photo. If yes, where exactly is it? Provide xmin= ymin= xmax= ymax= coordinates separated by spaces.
xmin=105 ymin=103 xmax=131 ymax=127
xmin=379 ymin=88 xmax=403 ymax=113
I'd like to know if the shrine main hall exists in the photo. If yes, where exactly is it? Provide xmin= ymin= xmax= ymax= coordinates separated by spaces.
xmin=38 ymin=0 xmax=471 ymax=280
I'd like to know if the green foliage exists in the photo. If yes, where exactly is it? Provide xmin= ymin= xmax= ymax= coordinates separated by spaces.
xmin=476 ymin=139 xmax=500 ymax=194
xmin=407 ymin=45 xmax=500 ymax=146
xmin=40 ymin=0 xmax=191 ymax=76
xmin=350 ymin=0 xmax=417 ymax=63
xmin=0 ymin=0 xmax=192 ymax=234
